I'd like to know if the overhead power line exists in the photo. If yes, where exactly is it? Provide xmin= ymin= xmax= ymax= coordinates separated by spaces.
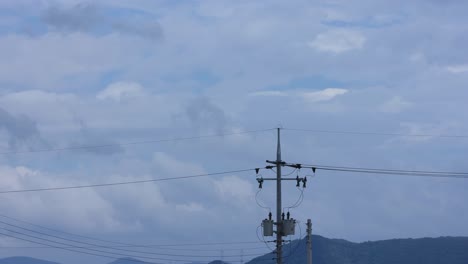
xmin=0 ymin=231 xmax=157 ymax=264
xmin=0 ymin=245 xmax=268 ymax=251
xmin=0 ymin=168 xmax=257 ymax=194
xmin=286 ymin=163 xmax=468 ymax=178
xmin=0 ymin=215 xmax=267 ymax=257
xmin=283 ymin=128 xmax=468 ymax=138
xmin=0 ymin=128 xmax=275 ymax=155
xmin=0 ymin=227 xmax=270 ymax=263
xmin=0 ymin=214 xmax=264 ymax=251
xmin=1 ymin=227 xmax=261 ymax=263
xmin=0 ymin=220 xmax=262 ymax=258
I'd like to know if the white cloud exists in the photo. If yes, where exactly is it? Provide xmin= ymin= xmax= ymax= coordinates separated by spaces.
xmin=153 ymin=152 xmax=205 ymax=175
xmin=445 ymin=64 xmax=468 ymax=74
xmin=409 ymin=52 xmax=426 ymax=63
xmin=249 ymin=91 xmax=288 ymax=97
xmin=301 ymin=88 xmax=348 ymax=102
xmin=214 ymin=176 xmax=254 ymax=205
xmin=0 ymin=33 xmax=138 ymax=90
xmin=380 ymin=96 xmax=412 ymax=113
xmin=0 ymin=165 xmax=126 ymax=232
xmin=96 ymin=82 xmax=144 ymax=101
xmin=249 ymin=88 xmax=348 ymax=103
xmin=175 ymin=202 xmax=205 ymax=212
xmin=308 ymin=30 xmax=365 ymax=53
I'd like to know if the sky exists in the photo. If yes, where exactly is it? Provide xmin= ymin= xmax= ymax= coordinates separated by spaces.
xmin=0 ymin=0 xmax=468 ymax=263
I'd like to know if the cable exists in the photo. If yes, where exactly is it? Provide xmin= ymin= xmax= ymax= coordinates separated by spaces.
xmin=283 ymin=162 xmax=468 ymax=178
xmin=0 ymin=220 xmax=260 ymax=258
xmin=283 ymin=127 xmax=468 ymax=139
xmin=0 ymin=168 xmax=257 ymax=194
xmin=282 ymin=224 xmax=303 ymax=263
xmin=0 ymin=245 xmax=269 ymax=251
xmin=284 ymin=187 xmax=304 ymax=211
xmin=305 ymin=164 xmax=468 ymax=176
xmin=0 ymin=227 xmax=251 ymax=263
xmin=0 ymin=231 xmax=157 ymax=264
xmin=283 ymin=170 xmax=304 ymax=211
xmin=256 ymin=225 xmax=274 ymax=253
xmin=255 ymin=189 xmax=271 ymax=212
xmin=305 ymin=165 xmax=468 ymax=178
xmin=282 ymin=169 xmax=298 ymax=177
xmin=304 ymin=164 xmax=468 ymax=175
xmin=0 ymin=213 xmax=267 ymax=253
xmin=0 ymin=227 xmax=183 ymax=262
xmin=0 ymin=212 xmax=266 ymax=254
xmin=0 ymin=128 xmax=275 ymax=155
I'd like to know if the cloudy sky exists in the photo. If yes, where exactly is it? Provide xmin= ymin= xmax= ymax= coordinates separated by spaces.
xmin=0 ymin=0 xmax=468 ymax=263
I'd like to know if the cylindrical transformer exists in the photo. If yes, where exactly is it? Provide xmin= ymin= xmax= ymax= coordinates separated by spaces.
xmin=262 ymin=219 xmax=274 ymax=236
xmin=282 ymin=219 xmax=296 ymax=236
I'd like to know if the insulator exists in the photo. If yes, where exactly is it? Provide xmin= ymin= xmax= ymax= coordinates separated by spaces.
xmin=257 ymin=178 xmax=263 ymax=189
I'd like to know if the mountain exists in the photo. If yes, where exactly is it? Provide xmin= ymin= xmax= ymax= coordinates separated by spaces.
xmin=0 ymin=257 xmax=59 ymax=264
xmin=207 ymin=261 xmax=230 ymax=264
xmin=2 ymin=236 xmax=468 ymax=264
xmin=108 ymin=258 xmax=145 ymax=264
xmin=247 ymin=235 xmax=468 ymax=264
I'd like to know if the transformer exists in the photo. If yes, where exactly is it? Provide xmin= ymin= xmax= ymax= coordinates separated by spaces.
xmin=262 ymin=219 xmax=274 ymax=236
xmin=282 ymin=219 xmax=296 ymax=236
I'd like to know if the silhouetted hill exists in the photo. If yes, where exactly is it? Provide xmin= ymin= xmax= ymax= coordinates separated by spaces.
xmin=108 ymin=258 xmax=145 ymax=264
xmin=208 ymin=261 xmax=230 ymax=264
xmin=247 ymin=235 xmax=468 ymax=264
xmin=0 ymin=257 xmax=59 ymax=264
xmin=2 ymin=236 xmax=468 ymax=264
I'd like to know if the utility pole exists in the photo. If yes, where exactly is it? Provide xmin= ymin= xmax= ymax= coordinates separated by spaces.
xmin=276 ymin=128 xmax=283 ymax=264
xmin=257 ymin=128 xmax=308 ymax=264
xmin=306 ymin=219 xmax=312 ymax=264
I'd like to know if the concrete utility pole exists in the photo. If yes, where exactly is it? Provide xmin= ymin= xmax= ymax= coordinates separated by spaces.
xmin=276 ymin=128 xmax=283 ymax=264
xmin=258 ymin=128 xmax=308 ymax=264
xmin=306 ymin=219 xmax=312 ymax=264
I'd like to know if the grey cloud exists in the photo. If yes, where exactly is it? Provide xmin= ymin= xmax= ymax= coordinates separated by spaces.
xmin=112 ymin=21 xmax=163 ymax=41
xmin=70 ymin=116 xmax=124 ymax=155
xmin=0 ymin=107 xmax=41 ymax=149
xmin=42 ymin=3 xmax=101 ymax=33
xmin=186 ymin=97 xmax=227 ymax=134
xmin=41 ymin=3 xmax=163 ymax=40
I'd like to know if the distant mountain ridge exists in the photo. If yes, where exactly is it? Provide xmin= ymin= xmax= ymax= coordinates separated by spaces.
xmin=248 ymin=235 xmax=468 ymax=264
xmin=0 ymin=257 xmax=59 ymax=264
xmin=2 ymin=235 xmax=468 ymax=264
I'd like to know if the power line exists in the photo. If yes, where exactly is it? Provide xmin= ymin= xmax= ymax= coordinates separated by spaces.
xmin=316 ymin=167 xmax=468 ymax=178
xmin=0 ymin=220 xmax=262 ymax=259
xmin=283 ymin=128 xmax=468 ymax=139
xmin=1 ymin=227 xmax=245 ymax=263
xmin=0 ymin=128 xmax=275 ymax=155
xmin=305 ymin=164 xmax=468 ymax=175
xmin=0 ymin=245 xmax=269 ymax=251
xmin=0 ymin=214 xmax=265 ymax=251
xmin=0 ymin=168 xmax=257 ymax=194
xmin=288 ymin=163 xmax=468 ymax=178
xmin=0 ymin=231 xmax=157 ymax=264
xmin=0 ymin=228 xmax=269 ymax=263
